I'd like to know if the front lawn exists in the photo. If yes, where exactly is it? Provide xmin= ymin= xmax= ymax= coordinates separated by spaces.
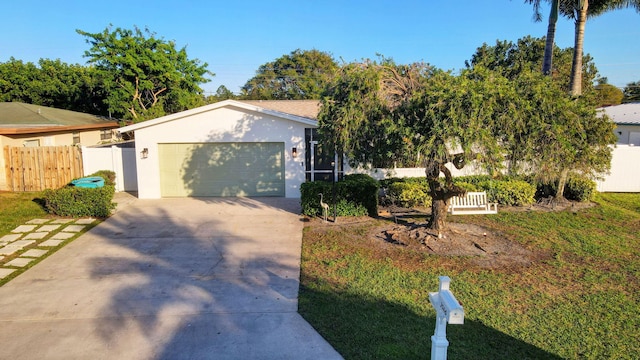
xmin=299 ymin=193 xmax=640 ymax=359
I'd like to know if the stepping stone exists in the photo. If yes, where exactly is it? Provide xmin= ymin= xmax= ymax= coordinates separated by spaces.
xmin=50 ymin=232 xmax=74 ymax=240
xmin=23 ymin=232 xmax=49 ymax=240
xmin=11 ymin=225 xmax=37 ymax=233
xmin=22 ymin=249 xmax=48 ymax=258
xmin=0 ymin=247 xmax=18 ymax=256
xmin=51 ymin=219 xmax=74 ymax=224
xmin=5 ymin=257 xmax=34 ymax=268
xmin=75 ymin=218 xmax=96 ymax=225
xmin=39 ymin=239 xmax=65 ymax=247
xmin=6 ymin=240 xmax=36 ymax=249
xmin=62 ymin=225 xmax=85 ymax=233
xmin=0 ymin=268 xmax=16 ymax=279
xmin=26 ymin=219 xmax=51 ymax=224
xmin=0 ymin=234 xmax=22 ymax=243
xmin=38 ymin=224 xmax=62 ymax=232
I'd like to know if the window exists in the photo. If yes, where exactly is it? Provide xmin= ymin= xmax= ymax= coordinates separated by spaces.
xmin=72 ymin=132 xmax=80 ymax=145
xmin=100 ymin=129 xmax=112 ymax=141
xmin=23 ymin=139 xmax=40 ymax=147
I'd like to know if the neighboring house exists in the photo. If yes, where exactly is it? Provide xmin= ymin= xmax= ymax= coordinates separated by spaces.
xmin=117 ymin=100 xmax=333 ymax=199
xmin=0 ymin=102 xmax=120 ymax=191
xmin=597 ymin=103 xmax=640 ymax=192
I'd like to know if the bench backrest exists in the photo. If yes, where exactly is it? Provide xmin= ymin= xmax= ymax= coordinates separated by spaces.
xmin=450 ymin=192 xmax=488 ymax=207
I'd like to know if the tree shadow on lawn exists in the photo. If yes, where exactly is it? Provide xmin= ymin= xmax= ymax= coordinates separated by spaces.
xmin=298 ymin=282 xmax=562 ymax=360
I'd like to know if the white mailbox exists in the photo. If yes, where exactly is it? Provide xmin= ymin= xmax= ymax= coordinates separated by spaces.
xmin=429 ymin=276 xmax=464 ymax=360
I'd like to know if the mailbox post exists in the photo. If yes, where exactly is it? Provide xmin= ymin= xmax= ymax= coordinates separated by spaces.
xmin=429 ymin=276 xmax=464 ymax=360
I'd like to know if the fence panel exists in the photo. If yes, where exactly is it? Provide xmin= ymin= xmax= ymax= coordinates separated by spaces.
xmin=3 ymin=145 xmax=84 ymax=192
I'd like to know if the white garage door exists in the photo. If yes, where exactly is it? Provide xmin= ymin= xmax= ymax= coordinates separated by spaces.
xmin=158 ymin=142 xmax=285 ymax=197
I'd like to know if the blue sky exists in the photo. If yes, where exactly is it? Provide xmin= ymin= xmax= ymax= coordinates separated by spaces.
xmin=2 ymin=1 xmax=638 ymax=95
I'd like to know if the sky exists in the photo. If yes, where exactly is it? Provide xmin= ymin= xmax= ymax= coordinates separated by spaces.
xmin=2 ymin=0 xmax=639 ymax=95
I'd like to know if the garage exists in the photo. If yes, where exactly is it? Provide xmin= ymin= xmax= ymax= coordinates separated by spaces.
xmin=158 ymin=142 xmax=285 ymax=197
xmin=118 ymin=100 xmax=319 ymax=199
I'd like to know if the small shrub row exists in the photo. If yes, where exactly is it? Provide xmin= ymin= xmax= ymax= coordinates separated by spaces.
xmin=301 ymin=174 xmax=378 ymax=217
xmin=42 ymin=170 xmax=117 ymax=218
xmin=534 ymin=174 xmax=597 ymax=202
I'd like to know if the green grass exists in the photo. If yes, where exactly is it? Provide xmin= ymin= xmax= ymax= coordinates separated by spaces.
xmin=0 ymin=191 xmax=99 ymax=286
xmin=299 ymin=193 xmax=640 ymax=359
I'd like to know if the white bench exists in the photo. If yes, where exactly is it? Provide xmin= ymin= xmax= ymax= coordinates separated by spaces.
xmin=448 ymin=191 xmax=498 ymax=215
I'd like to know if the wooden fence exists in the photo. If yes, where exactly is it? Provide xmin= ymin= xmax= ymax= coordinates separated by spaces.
xmin=3 ymin=146 xmax=84 ymax=192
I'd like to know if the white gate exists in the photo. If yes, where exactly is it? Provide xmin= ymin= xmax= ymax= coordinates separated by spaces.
xmin=82 ymin=144 xmax=137 ymax=192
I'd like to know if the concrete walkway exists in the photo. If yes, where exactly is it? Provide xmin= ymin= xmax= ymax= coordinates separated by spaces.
xmin=0 ymin=196 xmax=342 ymax=359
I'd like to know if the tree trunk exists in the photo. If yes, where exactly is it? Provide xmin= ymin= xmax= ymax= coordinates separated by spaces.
xmin=542 ymin=0 xmax=559 ymax=75
xmin=430 ymin=196 xmax=448 ymax=238
xmin=556 ymin=168 xmax=569 ymax=200
xmin=570 ymin=0 xmax=589 ymax=96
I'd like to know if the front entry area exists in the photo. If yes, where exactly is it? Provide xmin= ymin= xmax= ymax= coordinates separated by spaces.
xmin=158 ymin=142 xmax=285 ymax=197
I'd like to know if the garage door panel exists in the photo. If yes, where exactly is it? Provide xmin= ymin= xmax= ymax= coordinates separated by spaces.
xmin=159 ymin=143 xmax=284 ymax=197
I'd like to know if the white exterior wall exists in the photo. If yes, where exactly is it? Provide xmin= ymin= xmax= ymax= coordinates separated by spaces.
xmin=82 ymin=145 xmax=138 ymax=192
xmin=132 ymin=107 xmax=308 ymax=199
xmin=597 ymin=145 xmax=640 ymax=192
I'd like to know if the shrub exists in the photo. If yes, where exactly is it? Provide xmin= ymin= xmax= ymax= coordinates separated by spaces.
xmin=386 ymin=182 xmax=431 ymax=208
xmin=42 ymin=170 xmax=117 ymax=217
xmin=300 ymin=174 xmax=379 ymax=217
xmin=43 ymin=184 xmax=115 ymax=217
xmin=533 ymin=174 xmax=597 ymax=202
xmin=565 ymin=175 xmax=597 ymax=202
xmin=482 ymin=180 xmax=536 ymax=206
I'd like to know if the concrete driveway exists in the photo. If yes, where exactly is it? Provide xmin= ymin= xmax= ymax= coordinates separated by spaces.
xmin=0 ymin=197 xmax=342 ymax=359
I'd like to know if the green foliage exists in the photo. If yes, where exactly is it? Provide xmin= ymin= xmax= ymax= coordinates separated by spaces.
xmin=623 ymin=80 xmax=640 ymax=102
xmin=88 ymin=170 xmax=116 ymax=186
xmin=536 ymin=173 xmax=597 ymax=202
xmin=595 ymin=82 xmax=624 ymax=107
xmin=0 ymin=57 xmax=108 ymax=115
xmin=386 ymin=182 xmax=432 ymax=208
xmin=301 ymin=174 xmax=378 ymax=217
xmin=77 ymin=26 xmax=211 ymax=121
xmin=42 ymin=171 xmax=117 ymax=217
xmin=481 ymin=179 xmax=536 ymax=206
xmin=241 ymin=49 xmax=338 ymax=100
xmin=565 ymin=176 xmax=597 ymax=202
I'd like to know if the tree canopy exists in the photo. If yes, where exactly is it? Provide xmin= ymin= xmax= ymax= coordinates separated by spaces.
xmin=77 ymin=26 xmax=212 ymax=121
xmin=241 ymin=49 xmax=338 ymax=100
xmin=623 ymin=80 xmax=640 ymax=102
xmin=319 ymin=49 xmax=615 ymax=235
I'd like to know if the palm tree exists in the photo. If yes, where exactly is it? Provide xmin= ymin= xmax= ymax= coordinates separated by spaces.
xmin=560 ymin=0 xmax=640 ymax=96
xmin=527 ymin=0 xmax=560 ymax=75
xmin=527 ymin=1 xmax=640 ymax=96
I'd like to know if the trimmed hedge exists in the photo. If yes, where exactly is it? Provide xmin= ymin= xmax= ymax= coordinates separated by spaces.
xmin=42 ymin=170 xmax=117 ymax=217
xmin=301 ymin=174 xmax=378 ymax=217
xmin=381 ymin=175 xmax=536 ymax=207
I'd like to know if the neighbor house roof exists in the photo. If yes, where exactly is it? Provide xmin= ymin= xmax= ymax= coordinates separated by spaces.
xmin=118 ymin=99 xmax=319 ymax=133
xmin=599 ymin=103 xmax=640 ymax=125
xmin=0 ymin=102 xmax=119 ymax=135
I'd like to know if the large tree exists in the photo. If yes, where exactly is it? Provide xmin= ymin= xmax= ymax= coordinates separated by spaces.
xmin=241 ymin=49 xmax=338 ymax=100
xmin=0 ymin=58 xmax=106 ymax=114
xmin=77 ymin=26 xmax=211 ymax=121
xmin=623 ymin=80 xmax=640 ymax=102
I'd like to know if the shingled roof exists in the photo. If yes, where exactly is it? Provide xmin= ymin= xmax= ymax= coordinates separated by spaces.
xmin=239 ymin=100 xmax=321 ymax=120
xmin=0 ymin=102 xmax=119 ymax=134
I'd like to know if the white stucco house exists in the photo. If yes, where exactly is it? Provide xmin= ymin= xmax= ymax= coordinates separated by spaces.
xmin=117 ymin=100 xmax=332 ymax=199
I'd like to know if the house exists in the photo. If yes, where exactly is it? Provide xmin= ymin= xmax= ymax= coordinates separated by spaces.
xmin=0 ymin=102 xmax=120 ymax=191
xmin=596 ymin=103 xmax=640 ymax=192
xmin=117 ymin=100 xmax=335 ymax=199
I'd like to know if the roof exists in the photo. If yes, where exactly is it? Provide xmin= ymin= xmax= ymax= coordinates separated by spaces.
xmin=118 ymin=99 xmax=319 ymax=133
xmin=0 ymin=102 xmax=119 ymax=135
xmin=239 ymin=100 xmax=320 ymax=120
xmin=599 ymin=103 xmax=640 ymax=125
